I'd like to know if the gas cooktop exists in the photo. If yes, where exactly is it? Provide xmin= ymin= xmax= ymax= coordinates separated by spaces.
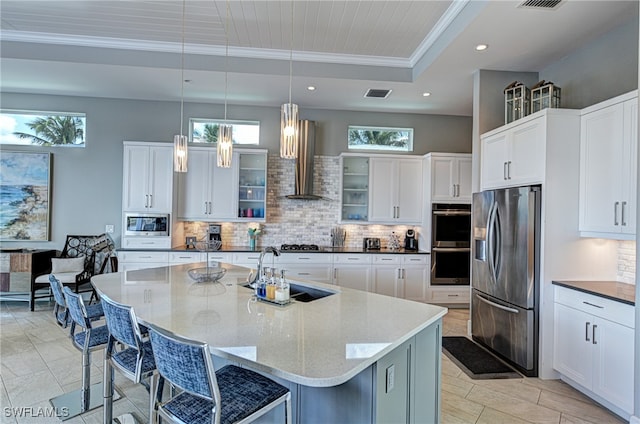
xmin=280 ymin=244 xmax=320 ymax=251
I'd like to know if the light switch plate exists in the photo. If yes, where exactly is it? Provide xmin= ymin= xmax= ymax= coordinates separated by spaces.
xmin=385 ymin=365 xmax=395 ymax=393
xmin=105 ymin=224 xmax=114 ymax=234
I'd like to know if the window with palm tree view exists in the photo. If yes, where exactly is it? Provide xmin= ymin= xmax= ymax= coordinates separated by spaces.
xmin=190 ymin=119 xmax=260 ymax=145
xmin=348 ymin=126 xmax=413 ymax=152
xmin=0 ymin=111 xmax=86 ymax=146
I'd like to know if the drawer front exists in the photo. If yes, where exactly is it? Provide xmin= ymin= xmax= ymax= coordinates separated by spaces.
xmin=233 ymin=252 xmax=262 ymax=264
xmin=429 ymin=288 xmax=470 ymax=304
xmin=204 ymin=252 xmax=233 ymax=263
xmin=283 ymin=266 xmax=332 ymax=284
xmin=169 ymin=252 xmax=203 ymax=264
xmin=402 ymin=255 xmax=428 ymax=265
xmin=554 ymin=286 xmax=634 ymax=328
xmin=372 ymin=255 xmax=401 ymax=265
xmin=278 ymin=253 xmax=332 ymax=264
xmin=121 ymin=237 xmax=171 ymax=249
xmin=332 ymin=254 xmax=372 ymax=264
xmin=118 ymin=251 xmax=169 ymax=263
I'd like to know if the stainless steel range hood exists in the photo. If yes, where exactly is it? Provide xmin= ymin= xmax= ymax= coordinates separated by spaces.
xmin=286 ymin=120 xmax=323 ymax=200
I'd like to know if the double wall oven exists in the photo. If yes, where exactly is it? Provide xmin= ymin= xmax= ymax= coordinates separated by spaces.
xmin=431 ymin=203 xmax=471 ymax=285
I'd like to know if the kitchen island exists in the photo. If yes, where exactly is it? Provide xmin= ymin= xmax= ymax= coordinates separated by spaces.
xmin=92 ymin=262 xmax=447 ymax=423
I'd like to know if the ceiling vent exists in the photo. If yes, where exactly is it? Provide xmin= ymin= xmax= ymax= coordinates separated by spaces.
xmin=518 ymin=0 xmax=563 ymax=9
xmin=364 ymin=89 xmax=392 ymax=99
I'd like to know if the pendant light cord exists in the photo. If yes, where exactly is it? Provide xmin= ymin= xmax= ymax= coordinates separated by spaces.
xmin=288 ymin=0 xmax=293 ymax=105
xmin=180 ymin=0 xmax=186 ymax=136
xmin=224 ymin=0 xmax=230 ymax=121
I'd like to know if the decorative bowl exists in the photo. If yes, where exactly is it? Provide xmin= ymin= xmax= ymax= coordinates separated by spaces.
xmin=194 ymin=240 xmax=222 ymax=252
xmin=188 ymin=266 xmax=227 ymax=283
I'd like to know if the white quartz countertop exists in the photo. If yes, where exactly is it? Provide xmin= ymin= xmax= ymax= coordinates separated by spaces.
xmin=92 ymin=263 xmax=447 ymax=387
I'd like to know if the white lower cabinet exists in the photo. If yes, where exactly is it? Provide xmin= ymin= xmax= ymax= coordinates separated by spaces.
xmin=118 ymin=251 xmax=169 ymax=272
xmin=278 ymin=253 xmax=333 ymax=284
xmin=371 ymin=255 xmax=428 ymax=301
xmin=333 ymin=254 xmax=372 ymax=291
xmin=553 ymin=286 xmax=635 ymax=417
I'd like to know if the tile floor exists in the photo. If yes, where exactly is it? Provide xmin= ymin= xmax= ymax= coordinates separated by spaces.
xmin=0 ymin=300 xmax=627 ymax=423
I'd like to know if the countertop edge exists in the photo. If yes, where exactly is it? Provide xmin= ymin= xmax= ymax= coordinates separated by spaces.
xmin=552 ymin=280 xmax=636 ymax=306
xmin=117 ymin=246 xmax=430 ymax=255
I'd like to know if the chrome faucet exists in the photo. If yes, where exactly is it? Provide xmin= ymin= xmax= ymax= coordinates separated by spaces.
xmin=249 ymin=246 xmax=281 ymax=287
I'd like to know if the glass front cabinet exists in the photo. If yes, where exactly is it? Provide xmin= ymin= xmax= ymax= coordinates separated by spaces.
xmin=341 ymin=156 xmax=369 ymax=222
xmin=237 ymin=151 xmax=267 ymax=221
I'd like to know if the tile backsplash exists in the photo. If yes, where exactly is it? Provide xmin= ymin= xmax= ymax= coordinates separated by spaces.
xmin=182 ymin=154 xmax=419 ymax=249
xmin=617 ymin=240 xmax=636 ymax=284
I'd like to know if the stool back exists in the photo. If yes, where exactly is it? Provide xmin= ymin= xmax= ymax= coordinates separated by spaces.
xmin=48 ymin=275 xmax=67 ymax=308
xmin=101 ymin=294 xmax=143 ymax=350
xmin=63 ymin=286 xmax=90 ymax=330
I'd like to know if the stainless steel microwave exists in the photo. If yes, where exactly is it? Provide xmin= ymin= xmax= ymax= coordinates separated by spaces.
xmin=124 ymin=213 xmax=170 ymax=237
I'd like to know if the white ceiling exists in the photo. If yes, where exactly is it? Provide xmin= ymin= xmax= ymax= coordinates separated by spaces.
xmin=0 ymin=0 xmax=637 ymax=116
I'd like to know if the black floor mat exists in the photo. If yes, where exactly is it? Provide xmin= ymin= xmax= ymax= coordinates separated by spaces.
xmin=442 ymin=337 xmax=522 ymax=379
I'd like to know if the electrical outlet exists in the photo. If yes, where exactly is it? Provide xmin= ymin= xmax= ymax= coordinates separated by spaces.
xmin=105 ymin=224 xmax=114 ymax=234
xmin=385 ymin=365 xmax=395 ymax=393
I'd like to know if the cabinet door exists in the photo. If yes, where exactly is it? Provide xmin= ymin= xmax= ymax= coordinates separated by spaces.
xmin=553 ymin=303 xmax=593 ymax=388
xmin=579 ymin=103 xmax=624 ymax=234
xmin=431 ymin=157 xmax=456 ymax=202
xmin=178 ymin=149 xmax=212 ymax=220
xmin=508 ymin=119 xmax=545 ymax=186
xmin=592 ymin=317 xmax=635 ymax=414
xmin=334 ymin=265 xmax=371 ymax=292
xmin=372 ymin=266 xmax=401 ymax=297
xmin=481 ymin=132 xmax=509 ymax=190
xmin=396 ymin=159 xmax=422 ymax=223
xmin=402 ymin=256 xmax=429 ymax=302
xmin=122 ymin=145 xmax=151 ymax=211
xmin=621 ymin=99 xmax=637 ymax=235
xmin=456 ymin=157 xmax=473 ymax=202
xmin=210 ymin=154 xmax=238 ymax=219
xmin=369 ymin=158 xmax=396 ymax=222
xmin=147 ymin=146 xmax=174 ymax=212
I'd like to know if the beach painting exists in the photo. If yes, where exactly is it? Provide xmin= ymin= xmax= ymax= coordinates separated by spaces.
xmin=0 ymin=152 xmax=51 ymax=241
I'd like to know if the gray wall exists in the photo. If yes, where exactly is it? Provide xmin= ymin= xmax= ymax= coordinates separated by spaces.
xmin=0 ymin=93 xmax=471 ymax=250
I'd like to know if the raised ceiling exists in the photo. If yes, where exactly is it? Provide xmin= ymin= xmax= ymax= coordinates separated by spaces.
xmin=0 ymin=0 xmax=637 ymax=116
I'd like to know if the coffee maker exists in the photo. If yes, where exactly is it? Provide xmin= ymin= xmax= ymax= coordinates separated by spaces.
xmin=208 ymin=224 xmax=222 ymax=242
xmin=404 ymin=229 xmax=418 ymax=251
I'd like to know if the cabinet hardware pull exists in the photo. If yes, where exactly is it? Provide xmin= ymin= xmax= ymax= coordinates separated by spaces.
xmin=149 ymin=194 xmax=153 ymax=207
xmin=145 ymin=194 xmax=149 ymax=208
xmin=503 ymin=162 xmax=508 ymax=180
xmin=585 ymin=322 xmax=591 ymax=341
xmin=592 ymin=324 xmax=597 ymax=345
xmin=396 ymin=206 xmax=400 ymax=218
xmin=204 ymin=202 xmax=208 ymax=214
xmin=507 ymin=161 xmax=512 ymax=179
xmin=298 ymin=272 xmax=310 ymax=276
xmin=583 ymin=301 xmax=604 ymax=309
xmin=621 ymin=201 xmax=627 ymax=226
xmin=614 ymin=201 xmax=620 ymax=225
xmin=447 ymin=294 xmax=459 ymax=297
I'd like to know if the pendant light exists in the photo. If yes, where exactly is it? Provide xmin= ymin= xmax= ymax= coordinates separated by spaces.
xmin=173 ymin=0 xmax=188 ymax=173
xmin=280 ymin=0 xmax=298 ymax=159
xmin=217 ymin=0 xmax=233 ymax=168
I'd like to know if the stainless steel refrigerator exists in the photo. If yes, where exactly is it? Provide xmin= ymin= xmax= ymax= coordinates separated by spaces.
xmin=471 ymin=186 xmax=541 ymax=377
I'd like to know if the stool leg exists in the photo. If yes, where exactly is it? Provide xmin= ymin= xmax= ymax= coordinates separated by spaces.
xmin=81 ymin=350 xmax=91 ymax=411
xmin=104 ymin=359 xmax=114 ymax=423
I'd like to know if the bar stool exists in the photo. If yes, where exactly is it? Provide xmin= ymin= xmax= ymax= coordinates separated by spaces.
xmin=100 ymin=293 xmax=159 ymax=424
xmin=50 ymin=287 xmax=111 ymax=420
xmin=48 ymin=275 xmax=103 ymax=328
xmin=147 ymin=323 xmax=292 ymax=424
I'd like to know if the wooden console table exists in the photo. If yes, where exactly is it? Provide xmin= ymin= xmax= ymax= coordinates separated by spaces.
xmin=0 ymin=249 xmax=57 ymax=309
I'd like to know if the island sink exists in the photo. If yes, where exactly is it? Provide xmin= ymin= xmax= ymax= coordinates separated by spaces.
xmin=242 ymin=282 xmax=336 ymax=303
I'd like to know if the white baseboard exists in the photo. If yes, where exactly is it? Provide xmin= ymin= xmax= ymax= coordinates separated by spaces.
xmin=629 ymin=415 xmax=640 ymax=424
xmin=467 ymin=319 xmax=471 ymax=336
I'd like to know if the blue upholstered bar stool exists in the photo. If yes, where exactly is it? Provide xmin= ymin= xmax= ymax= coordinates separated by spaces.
xmin=148 ymin=323 xmax=292 ymax=424
xmin=48 ymin=275 xmax=103 ymax=328
xmin=50 ymin=287 xmax=111 ymax=419
xmin=100 ymin=293 xmax=159 ymax=424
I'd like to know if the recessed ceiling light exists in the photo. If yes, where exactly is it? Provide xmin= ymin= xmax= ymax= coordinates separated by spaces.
xmin=422 ymin=92 xmax=431 ymax=97
xmin=307 ymin=86 xmax=316 ymax=91
xmin=475 ymin=44 xmax=488 ymax=51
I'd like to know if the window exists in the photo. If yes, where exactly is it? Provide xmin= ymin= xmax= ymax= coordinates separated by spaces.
xmin=0 ymin=110 xmax=86 ymax=147
xmin=190 ymin=119 xmax=260 ymax=145
xmin=348 ymin=126 xmax=413 ymax=152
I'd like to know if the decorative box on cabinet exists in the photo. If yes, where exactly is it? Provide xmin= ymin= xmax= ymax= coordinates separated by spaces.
xmin=369 ymin=157 xmax=423 ymax=224
xmin=122 ymin=142 xmax=173 ymax=213
xmin=177 ymin=147 xmax=238 ymax=221
xmin=425 ymin=153 xmax=472 ymax=203
xmin=579 ymin=91 xmax=637 ymax=239
xmin=553 ymin=285 xmax=635 ymax=418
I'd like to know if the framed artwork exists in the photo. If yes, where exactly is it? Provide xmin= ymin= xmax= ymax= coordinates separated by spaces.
xmin=0 ymin=152 xmax=51 ymax=241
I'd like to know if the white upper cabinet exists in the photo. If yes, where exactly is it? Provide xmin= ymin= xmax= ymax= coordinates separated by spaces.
xmin=481 ymin=116 xmax=545 ymax=190
xmin=177 ymin=147 xmax=238 ymax=221
xmin=122 ymin=142 xmax=173 ymax=213
xmin=427 ymin=153 xmax=472 ymax=203
xmin=579 ymin=91 xmax=637 ymax=239
xmin=369 ymin=157 xmax=423 ymax=224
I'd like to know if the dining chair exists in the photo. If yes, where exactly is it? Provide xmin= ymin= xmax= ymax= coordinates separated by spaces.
xmin=100 ymin=293 xmax=159 ymax=424
xmin=147 ymin=323 xmax=292 ymax=424
xmin=50 ymin=286 xmax=111 ymax=419
xmin=48 ymin=274 xmax=103 ymax=328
